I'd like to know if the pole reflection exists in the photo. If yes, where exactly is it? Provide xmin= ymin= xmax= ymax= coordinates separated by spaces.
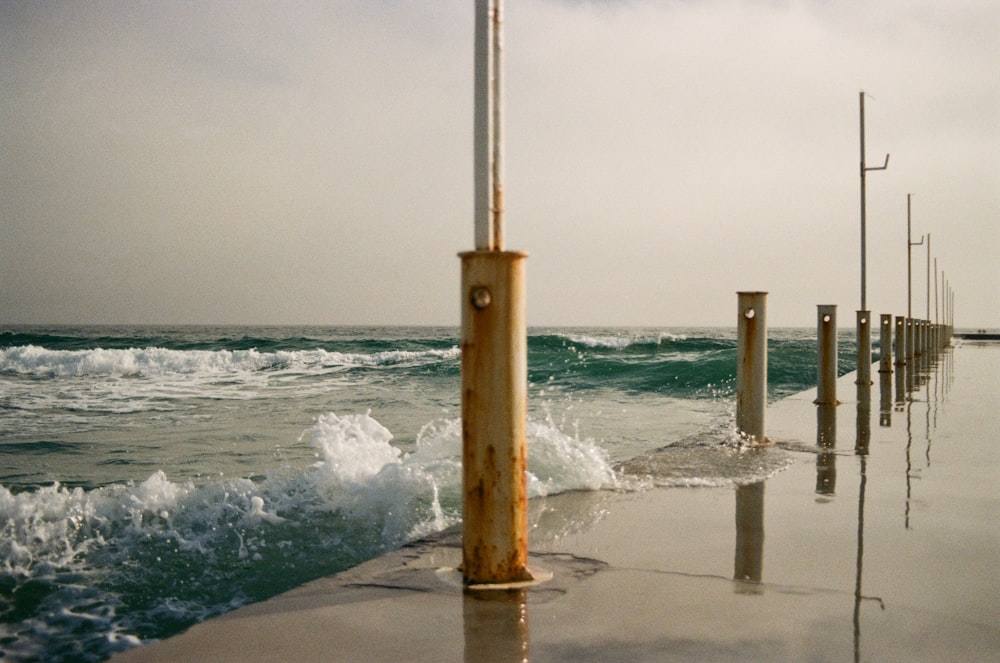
xmin=879 ymin=370 xmax=892 ymax=427
xmin=856 ymin=382 xmax=871 ymax=456
xmin=816 ymin=403 xmax=838 ymax=496
xmin=734 ymin=481 xmax=765 ymax=592
xmin=853 ymin=377 xmax=877 ymax=663
xmin=463 ymin=588 xmax=530 ymax=663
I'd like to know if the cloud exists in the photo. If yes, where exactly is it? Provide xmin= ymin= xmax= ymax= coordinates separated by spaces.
xmin=1 ymin=0 xmax=997 ymax=326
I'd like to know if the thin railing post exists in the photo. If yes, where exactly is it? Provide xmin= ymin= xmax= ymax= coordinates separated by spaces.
xmin=736 ymin=292 xmax=768 ymax=444
xmin=816 ymin=305 xmax=839 ymax=405
xmin=879 ymin=314 xmax=893 ymax=373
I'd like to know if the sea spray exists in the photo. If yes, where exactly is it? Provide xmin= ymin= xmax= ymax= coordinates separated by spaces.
xmin=0 ymin=409 xmax=621 ymax=660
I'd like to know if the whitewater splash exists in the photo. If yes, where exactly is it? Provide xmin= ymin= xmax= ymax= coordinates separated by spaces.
xmin=0 ymin=345 xmax=461 ymax=378
xmin=0 ymin=410 xmax=617 ymax=661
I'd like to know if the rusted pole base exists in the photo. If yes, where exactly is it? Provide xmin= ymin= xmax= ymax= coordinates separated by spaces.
xmin=460 ymin=250 xmax=533 ymax=585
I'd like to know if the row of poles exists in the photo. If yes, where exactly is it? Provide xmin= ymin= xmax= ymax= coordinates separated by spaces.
xmin=737 ymin=295 xmax=953 ymax=422
xmin=856 ymin=92 xmax=957 ymax=389
xmin=459 ymin=3 xmax=958 ymax=587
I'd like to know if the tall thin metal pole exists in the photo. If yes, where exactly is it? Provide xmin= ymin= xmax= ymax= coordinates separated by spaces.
xmin=906 ymin=194 xmax=923 ymax=320
xmin=858 ymin=91 xmax=887 ymax=382
xmin=859 ymin=91 xmax=867 ymax=310
xmin=474 ymin=0 xmax=503 ymax=251
xmin=926 ymin=234 xmax=931 ymax=321
xmin=462 ymin=0 xmax=532 ymax=586
xmin=859 ymin=91 xmax=890 ymax=311
xmin=935 ymin=259 xmax=939 ymax=326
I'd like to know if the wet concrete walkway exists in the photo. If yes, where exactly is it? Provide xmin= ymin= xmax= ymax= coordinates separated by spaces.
xmin=115 ymin=341 xmax=1000 ymax=662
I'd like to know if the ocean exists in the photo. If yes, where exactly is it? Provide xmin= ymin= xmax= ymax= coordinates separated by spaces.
xmin=0 ymin=325 xmax=863 ymax=661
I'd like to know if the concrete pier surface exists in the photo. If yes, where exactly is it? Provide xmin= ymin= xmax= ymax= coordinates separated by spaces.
xmin=114 ymin=341 xmax=1000 ymax=662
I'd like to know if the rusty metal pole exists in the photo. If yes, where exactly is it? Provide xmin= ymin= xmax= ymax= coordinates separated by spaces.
xmin=816 ymin=305 xmax=839 ymax=405
xmin=879 ymin=314 xmax=893 ymax=373
xmin=894 ymin=315 xmax=905 ymax=367
xmin=461 ymin=0 xmax=533 ymax=586
xmin=736 ymin=292 xmax=767 ymax=444
xmin=460 ymin=252 xmax=531 ymax=585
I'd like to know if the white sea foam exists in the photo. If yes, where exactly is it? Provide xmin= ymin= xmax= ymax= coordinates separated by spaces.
xmin=0 ymin=407 xmax=629 ymax=659
xmin=562 ymin=331 xmax=687 ymax=349
xmin=0 ymin=345 xmax=460 ymax=378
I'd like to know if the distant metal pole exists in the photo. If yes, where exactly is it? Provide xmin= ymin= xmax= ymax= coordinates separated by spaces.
xmin=906 ymin=193 xmax=924 ymax=359
xmin=858 ymin=91 xmax=888 ymax=380
xmin=934 ymin=258 xmax=941 ymax=347
xmin=736 ymin=292 xmax=768 ymax=444
xmin=925 ymin=236 xmax=931 ymax=354
xmin=926 ymin=234 xmax=931 ymax=322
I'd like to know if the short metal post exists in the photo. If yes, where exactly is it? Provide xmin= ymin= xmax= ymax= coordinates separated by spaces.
xmin=905 ymin=318 xmax=914 ymax=361
xmin=736 ymin=292 xmax=768 ymax=444
xmin=914 ymin=319 xmax=923 ymax=357
xmin=460 ymin=250 xmax=532 ymax=585
xmin=894 ymin=315 xmax=906 ymax=366
xmin=856 ymin=311 xmax=872 ymax=385
xmin=816 ymin=305 xmax=839 ymax=405
xmin=878 ymin=314 xmax=893 ymax=373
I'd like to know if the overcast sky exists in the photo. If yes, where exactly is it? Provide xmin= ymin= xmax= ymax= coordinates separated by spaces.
xmin=2 ymin=0 xmax=997 ymax=327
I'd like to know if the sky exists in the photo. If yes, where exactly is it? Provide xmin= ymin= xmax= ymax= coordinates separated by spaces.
xmin=2 ymin=0 xmax=997 ymax=328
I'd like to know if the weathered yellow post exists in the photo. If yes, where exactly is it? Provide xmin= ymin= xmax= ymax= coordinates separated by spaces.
xmin=460 ymin=251 xmax=531 ymax=584
xmin=460 ymin=0 xmax=533 ymax=586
